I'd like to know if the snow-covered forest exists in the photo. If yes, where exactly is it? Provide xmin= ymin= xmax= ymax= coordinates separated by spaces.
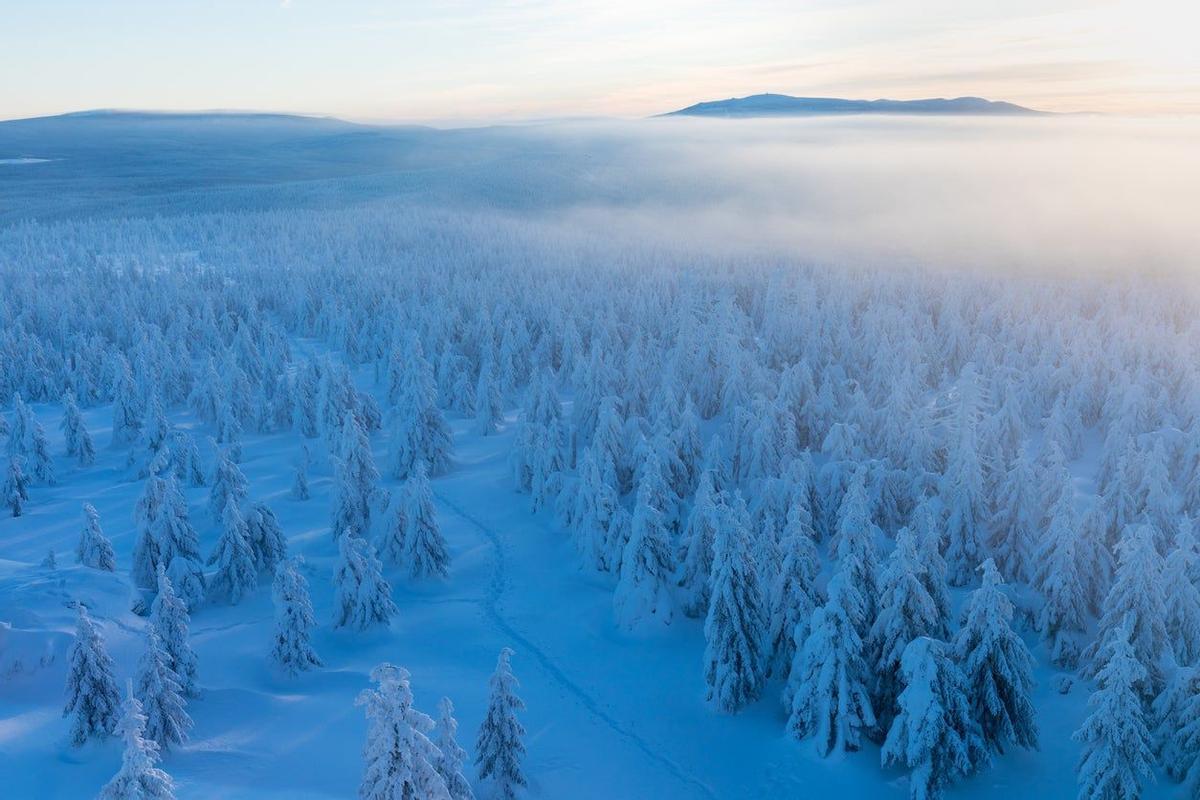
xmin=2 ymin=114 xmax=1200 ymax=800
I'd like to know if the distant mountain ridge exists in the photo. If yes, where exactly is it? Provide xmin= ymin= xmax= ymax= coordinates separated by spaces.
xmin=662 ymin=93 xmax=1045 ymax=118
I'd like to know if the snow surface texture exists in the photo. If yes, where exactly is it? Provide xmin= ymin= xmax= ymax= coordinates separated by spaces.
xmin=2 ymin=113 xmax=1200 ymax=799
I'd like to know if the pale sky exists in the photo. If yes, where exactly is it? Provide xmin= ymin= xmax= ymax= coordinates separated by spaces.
xmin=2 ymin=0 xmax=1198 ymax=123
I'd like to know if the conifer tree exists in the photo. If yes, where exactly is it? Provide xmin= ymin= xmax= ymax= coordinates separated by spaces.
xmin=387 ymin=337 xmax=452 ymax=480
xmin=245 ymin=501 xmax=288 ymax=575
xmin=291 ymin=445 xmax=311 ymax=501
xmin=2 ymin=455 xmax=29 ymax=517
xmin=703 ymin=500 xmax=768 ymax=712
xmin=787 ymin=570 xmax=875 ymax=757
xmin=357 ymin=663 xmax=450 ymax=800
xmin=1151 ymin=666 xmax=1200 ymax=786
xmin=98 ymin=682 xmax=175 ymax=800
xmin=953 ymin=559 xmax=1038 ymax=754
xmin=612 ymin=456 xmax=677 ymax=630
xmin=402 ymin=464 xmax=449 ymax=580
xmin=677 ymin=469 xmax=722 ymax=617
xmin=831 ymin=469 xmax=880 ymax=635
xmin=135 ymin=627 xmax=192 ymax=751
xmin=1074 ymin=623 xmax=1154 ymax=800
xmin=111 ymin=357 xmax=143 ymax=447
xmin=766 ymin=500 xmax=822 ymax=679
xmin=332 ymin=411 xmax=380 ymax=540
xmin=61 ymin=390 xmax=95 ymax=467
xmin=208 ymin=445 xmax=248 ymax=523
xmin=151 ymin=566 xmax=198 ymax=697
xmin=333 ymin=534 xmax=398 ymax=631
xmin=63 ymin=604 xmax=121 ymax=746
xmin=207 ymin=499 xmax=258 ymax=604
xmin=881 ymin=637 xmax=987 ymax=800
xmin=474 ymin=358 xmax=503 ymax=436
xmin=435 ymin=697 xmax=475 ymax=800
xmin=870 ymin=528 xmax=944 ymax=737
xmin=1084 ymin=524 xmax=1166 ymax=695
xmin=1162 ymin=523 xmax=1200 ymax=667
xmin=77 ymin=502 xmax=117 ymax=571
xmin=476 ymin=648 xmax=526 ymax=800
xmin=572 ymin=444 xmax=621 ymax=573
xmin=170 ymin=431 xmax=204 ymax=487
xmin=270 ymin=557 xmax=322 ymax=675
xmin=1034 ymin=492 xmax=1088 ymax=668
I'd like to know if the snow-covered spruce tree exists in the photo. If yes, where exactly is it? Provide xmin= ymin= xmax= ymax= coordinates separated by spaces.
xmin=291 ymin=444 xmax=311 ymax=501
xmin=909 ymin=496 xmax=952 ymax=630
xmin=387 ymin=337 xmax=452 ymax=481
xmin=2 ymin=456 xmax=29 ymax=517
xmin=881 ymin=637 xmax=987 ymax=800
xmin=111 ymin=357 xmax=143 ymax=447
xmin=1033 ymin=492 xmax=1088 ymax=668
xmin=77 ymin=502 xmax=116 ymax=571
xmin=208 ymin=445 xmax=248 ymax=524
xmin=436 ymin=697 xmax=475 ymax=800
xmin=703 ymin=498 xmax=768 ymax=713
xmin=1162 ymin=521 xmax=1200 ymax=667
xmin=98 ymin=681 xmax=175 ymax=800
xmin=61 ymin=390 xmax=96 ymax=467
xmin=786 ymin=570 xmax=875 ymax=756
xmin=270 ymin=557 xmax=322 ymax=675
xmin=766 ymin=499 xmax=822 ymax=679
xmin=245 ymin=501 xmax=288 ymax=575
xmin=332 ymin=411 xmax=380 ymax=540
xmin=7 ymin=393 xmax=30 ymax=457
xmin=135 ymin=627 xmax=192 ymax=751
xmin=990 ymin=451 xmax=1037 ymax=583
xmin=571 ymin=444 xmax=621 ymax=573
xmin=130 ymin=392 xmax=170 ymax=477
xmin=215 ymin=397 xmax=243 ymax=462
xmin=953 ymin=558 xmax=1038 ymax=754
xmin=830 ymin=469 xmax=881 ymax=636
xmin=612 ymin=454 xmax=678 ymax=631
xmin=474 ymin=357 xmax=503 ymax=436
xmin=132 ymin=474 xmax=168 ymax=591
xmin=869 ymin=527 xmax=945 ymax=738
xmin=677 ymin=468 xmax=723 ymax=617
xmin=1152 ymin=666 xmax=1200 ymax=786
xmin=940 ymin=423 xmax=987 ymax=587
xmin=17 ymin=408 xmax=53 ymax=485
xmin=207 ymin=499 xmax=258 ymax=605
xmin=476 ymin=647 xmax=526 ymax=800
xmin=63 ymin=604 xmax=121 ymax=746
xmin=357 ymin=663 xmax=450 ymax=800
xmin=170 ymin=431 xmax=204 ymax=487
xmin=401 ymin=463 xmax=450 ymax=580
xmin=151 ymin=566 xmax=198 ymax=697
xmin=333 ymin=534 xmax=398 ymax=631
xmin=1074 ymin=623 xmax=1154 ymax=800
xmin=1083 ymin=524 xmax=1166 ymax=695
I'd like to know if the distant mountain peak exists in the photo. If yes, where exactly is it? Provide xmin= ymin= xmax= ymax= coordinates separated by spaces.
xmin=661 ymin=94 xmax=1045 ymax=118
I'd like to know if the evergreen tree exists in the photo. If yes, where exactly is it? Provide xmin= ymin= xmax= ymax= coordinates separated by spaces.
xmin=831 ymin=469 xmax=881 ymax=636
xmin=356 ymin=663 xmax=450 ymax=800
xmin=476 ymin=648 xmax=526 ymax=800
xmin=881 ymin=637 xmax=987 ymax=800
xmin=150 ymin=566 xmax=198 ymax=697
xmin=1151 ymin=666 xmax=1200 ymax=785
xmin=612 ymin=456 xmax=677 ymax=630
xmin=170 ymin=431 xmax=204 ymax=487
xmin=271 ymin=557 xmax=322 ymax=675
xmin=135 ymin=627 xmax=192 ymax=751
xmin=703 ymin=500 xmax=768 ymax=712
xmin=2 ymin=455 xmax=29 ymax=517
xmin=387 ymin=337 xmax=452 ymax=480
xmin=1034 ymin=492 xmax=1088 ymax=668
xmin=111 ymin=357 xmax=143 ymax=447
xmin=98 ymin=682 xmax=175 ymax=800
xmin=291 ymin=445 xmax=311 ymax=501
xmin=435 ymin=697 xmax=475 ymax=800
xmin=1085 ymin=524 xmax=1166 ymax=695
xmin=207 ymin=499 xmax=258 ymax=604
xmin=990 ymin=451 xmax=1037 ymax=582
xmin=787 ymin=570 xmax=876 ymax=756
xmin=245 ymin=501 xmax=288 ymax=575
xmin=766 ymin=500 xmax=822 ymax=679
xmin=77 ymin=502 xmax=116 ymax=571
xmin=1074 ymin=623 xmax=1154 ymax=800
xmin=402 ymin=464 xmax=450 ymax=580
xmin=474 ymin=358 xmax=503 ymax=436
xmin=332 ymin=410 xmax=381 ymax=540
xmin=941 ymin=426 xmax=987 ymax=586
xmin=870 ymin=528 xmax=944 ymax=738
xmin=953 ymin=559 xmax=1038 ymax=754
xmin=333 ymin=534 xmax=398 ymax=631
xmin=571 ymin=444 xmax=621 ymax=574
xmin=677 ymin=469 xmax=722 ymax=617
xmin=63 ymin=604 xmax=121 ymax=745
xmin=208 ymin=445 xmax=248 ymax=523
xmin=1162 ymin=523 xmax=1200 ymax=667
xmin=61 ymin=390 xmax=95 ymax=467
